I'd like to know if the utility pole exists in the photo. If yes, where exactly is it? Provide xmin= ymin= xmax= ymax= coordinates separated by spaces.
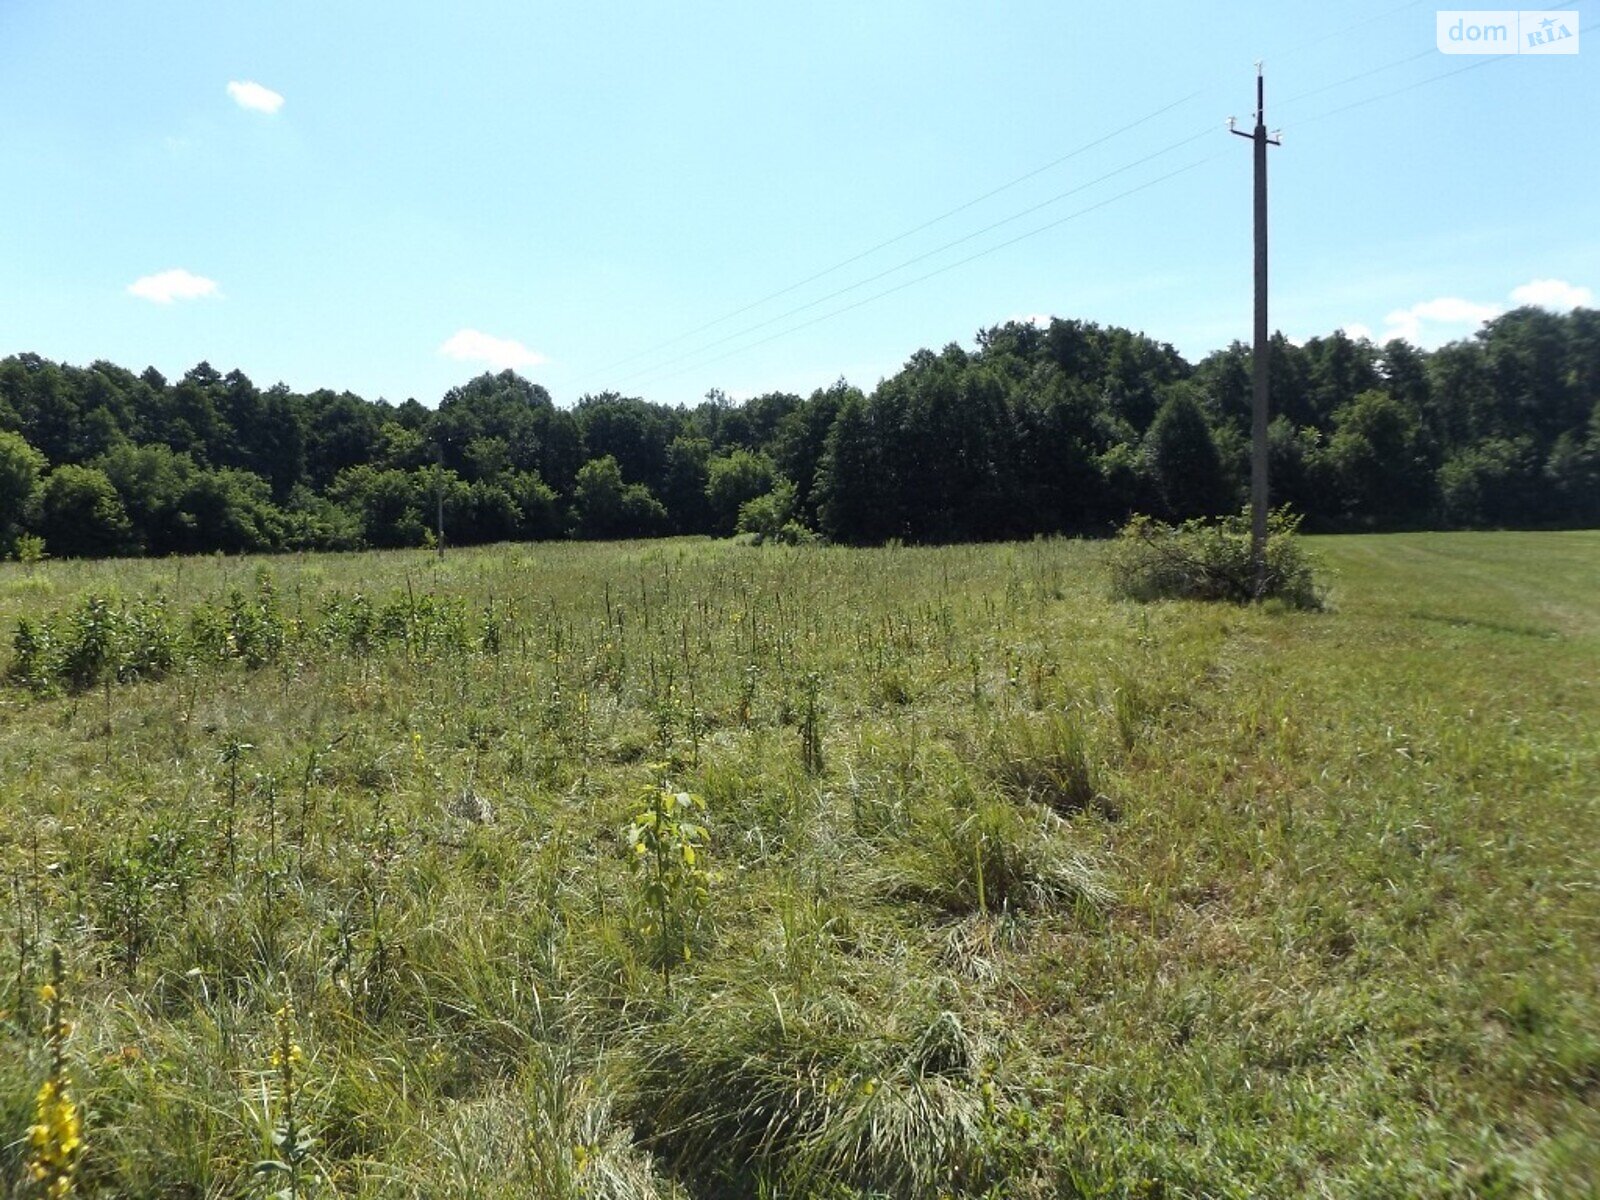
xmin=1231 ymin=64 xmax=1280 ymax=596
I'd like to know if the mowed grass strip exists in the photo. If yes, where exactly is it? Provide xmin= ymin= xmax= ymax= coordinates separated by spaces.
xmin=0 ymin=531 xmax=1595 ymax=1198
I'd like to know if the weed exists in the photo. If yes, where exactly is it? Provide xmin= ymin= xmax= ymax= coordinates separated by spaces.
xmin=626 ymin=773 xmax=712 ymax=984
xmin=988 ymin=711 xmax=1113 ymax=819
xmin=890 ymin=791 xmax=1109 ymax=918
xmin=630 ymin=962 xmax=995 ymax=1197
xmin=252 ymin=995 xmax=317 ymax=1199
xmin=0 ymin=533 xmax=1592 ymax=1196
xmin=1106 ymin=668 xmax=1164 ymax=753
xmin=26 ymin=949 xmax=82 ymax=1199
xmin=799 ymin=671 xmax=824 ymax=775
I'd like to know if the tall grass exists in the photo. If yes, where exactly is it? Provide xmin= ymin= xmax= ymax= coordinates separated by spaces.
xmin=0 ymin=532 xmax=1595 ymax=1197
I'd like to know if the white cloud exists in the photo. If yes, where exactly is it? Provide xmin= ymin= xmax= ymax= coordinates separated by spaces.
xmin=1339 ymin=323 xmax=1374 ymax=342
xmin=1509 ymin=278 xmax=1593 ymax=311
xmin=1379 ymin=296 xmax=1502 ymax=347
xmin=1413 ymin=297 xmax=1502 ymax=323
xmin=127 ymin=268 xmax=221 ymax=304
xmin=226 ymin=80 xmax=285 ymax=114
xmin=439 ymin=329 xmax=547 ymax=372
xmin=1353 ymin=278 xmax=1594 ymax=349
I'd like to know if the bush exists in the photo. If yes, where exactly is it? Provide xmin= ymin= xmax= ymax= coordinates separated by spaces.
xmin=13 ymin=533 xmax=46 ymax=564
xmin=1108 ymin=508 xmax=1321 ymax=608
xmin=706 ymin=449 xmax=777 ymax=536
xmin=573 ymin=456 xmax=669 ymax=539
xmin=31 ymin=464 xmax=135 ymax=558
xmin=8 ymin=592 xmax=181 ymax=692
xmin=738 ymin=480 xmax=818 ymax=545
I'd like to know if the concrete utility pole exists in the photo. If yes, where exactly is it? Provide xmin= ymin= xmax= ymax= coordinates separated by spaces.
xmin=1231 ymin=64 xmax=1280 ymax=596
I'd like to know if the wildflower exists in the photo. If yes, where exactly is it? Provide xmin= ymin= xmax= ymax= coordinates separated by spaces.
xmin=28 ymin=1077 xmax=83 ymax=1190
xmin=270 ymin=1002 xmax=305 ymax=1069
xmin=259 ymin=994 xmax=316 ymax=1197
xmin=28 ymin=953 xmax=81 ymax=1200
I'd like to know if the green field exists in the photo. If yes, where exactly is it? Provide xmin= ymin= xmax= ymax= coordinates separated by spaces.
xmin=2 ymin=532 xmax=1596 ymax=1198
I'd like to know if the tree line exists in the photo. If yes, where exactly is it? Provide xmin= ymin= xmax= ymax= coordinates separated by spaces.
xmin=1 ymin=306 xmax=1596 ymax=558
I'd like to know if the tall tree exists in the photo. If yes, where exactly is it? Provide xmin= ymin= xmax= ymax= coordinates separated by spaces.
xmin=0 ymin=430 xmax=47 ymax=549
xmin=1143 ymin=387 xmax=1229 ymax=520
xmin=815 ymin=391 xmax=892 ymax=544
xmin=1321 ymin=389 xmax=1433 ymax=526
xmin=32 ymin=465 xmax=134 ymax=557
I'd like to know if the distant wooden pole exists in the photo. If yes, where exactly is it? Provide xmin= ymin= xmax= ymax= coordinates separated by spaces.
xmin=1231 ymin=64 xmax=1280 ymax=596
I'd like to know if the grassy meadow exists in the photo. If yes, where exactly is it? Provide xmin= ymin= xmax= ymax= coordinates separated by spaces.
xmin=1 ymin=531 xmax=1596 ymax=1198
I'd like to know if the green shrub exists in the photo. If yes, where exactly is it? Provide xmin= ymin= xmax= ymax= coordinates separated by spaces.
xmin=9 ymin=617 xmax=54 ymax=690
xmin=737 ymin=480 xmax=819 ymax=546
xmin=1108 ymin=507 xmax=1321 ymax=608
xmin=13 ymin=532 xmax=47 ymax=564
xmin=626 ymin=776 xmax=712 ymax=982
xmin=4 ymin=575 xmax=491 ymax=693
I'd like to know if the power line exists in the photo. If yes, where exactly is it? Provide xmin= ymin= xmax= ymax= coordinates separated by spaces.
xmin=584 ymin=3 xmax=1463 ymax=394
xmin=1285 ymin=0 xmax=1586 ymax=126
xmin=1265 ymin=0 xmax=1581 ymax=110
xmin=616 ymin=125 xmax=1216 ymax=390
xmin=626 ymin=2 xmax=1588 ymax=395
xmin=1275 ymin=48 xmax=1433 ymax=109
xmin=584 ymin=3 xmax=1583 ymax=399
xmin=1290 ymin=51 xmax=1525 ymax=129
xmin=637 ymin=153 xmax=1223 ymax=389
xmin=1267 ymin=0 xmax=1429 ymax=62
xmin=586 ymin=91 xmax=1204 ymax=381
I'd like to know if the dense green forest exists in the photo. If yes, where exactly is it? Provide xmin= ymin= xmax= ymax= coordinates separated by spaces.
xmin=2 ymin=307 xmax=1597 ymax=558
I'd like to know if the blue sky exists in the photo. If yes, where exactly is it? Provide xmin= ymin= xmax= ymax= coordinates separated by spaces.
xmin=1 ymin=1 xmax=1593 ymax=407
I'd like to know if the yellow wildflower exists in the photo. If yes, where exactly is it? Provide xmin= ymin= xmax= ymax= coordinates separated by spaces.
xmin=26 ymin=1075 xmax=81 ymax=1196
